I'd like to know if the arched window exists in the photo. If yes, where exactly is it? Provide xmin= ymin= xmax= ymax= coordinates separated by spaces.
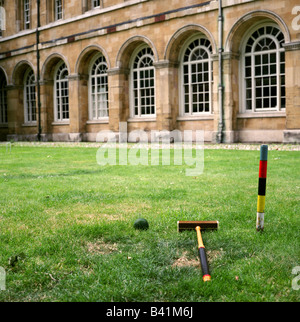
xmin=24 ymin=69 xmax=36 ymax=123
xmin=54 ymin=62 xmax=69 ymax=121
xmin=130 ymin=46 xmax=155 ymax=117
xmin=242 ymin=24 xmax=285 ymax=112
xmin=0 ymin=71 xmax=7 ymax=124
xmin=181 ymin=37 xmax=213 ymax=115
xmin=89 ymin=54 xmax=108 ymax=119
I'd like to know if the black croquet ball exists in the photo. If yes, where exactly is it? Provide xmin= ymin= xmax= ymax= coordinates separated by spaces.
xmin=133 ymin=218 xmax=149 ymax=230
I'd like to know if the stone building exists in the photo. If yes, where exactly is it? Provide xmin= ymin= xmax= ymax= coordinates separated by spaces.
xmin=0 ymin=0 xmax=299 ymax=143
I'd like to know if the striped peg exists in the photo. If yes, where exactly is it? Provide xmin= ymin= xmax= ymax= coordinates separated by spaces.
xmin=256 ymin=145 xmax=268 ymax=231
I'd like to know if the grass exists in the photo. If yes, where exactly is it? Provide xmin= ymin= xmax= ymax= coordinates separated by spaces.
xmin=0 ymin=142 xmax=299 ymax=302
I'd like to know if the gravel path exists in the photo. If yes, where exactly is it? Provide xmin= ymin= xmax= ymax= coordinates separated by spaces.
xmin=1 ymin=142 xmax=299 ymax=151
xmin=202 ymin=143 xmax=300 ymax=151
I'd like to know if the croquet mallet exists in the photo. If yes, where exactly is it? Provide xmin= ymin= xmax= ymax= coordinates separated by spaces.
xmin=177 ymin=221 xmax=219 ymax=282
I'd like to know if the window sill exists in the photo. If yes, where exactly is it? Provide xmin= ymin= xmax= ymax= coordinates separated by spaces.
xmin=52 ymin=121 xmax=70 ymax=126
xmin=127 ymin=117 xmax=156 ymax=123
xmin=22 ymin=122 xmax=37 ymax=127
xmin=86 ymin=118 xmax=109 ymax=124
xmin=237 ymin=111 xmax=286 ymax=118
xmin=177 ymin=114 xmax=214 ymax=121
xmin=0 ymin=123 xmax=8 ymax=128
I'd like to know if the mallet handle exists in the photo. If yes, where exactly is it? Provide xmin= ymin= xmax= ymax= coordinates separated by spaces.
xmin=195 ymin=226 xmax=211 ymax=282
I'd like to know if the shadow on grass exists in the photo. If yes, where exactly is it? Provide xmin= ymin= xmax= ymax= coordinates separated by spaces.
xmin=1 ymin=168 xmax=104 ymax=181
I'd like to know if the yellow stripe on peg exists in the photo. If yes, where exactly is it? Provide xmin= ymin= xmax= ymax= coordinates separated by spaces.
xmin=257 ymin=195 xmax=266 ymax=213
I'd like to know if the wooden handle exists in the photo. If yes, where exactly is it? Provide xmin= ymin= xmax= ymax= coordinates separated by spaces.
xmin=195 ymin=226 xmax=211 ymax=282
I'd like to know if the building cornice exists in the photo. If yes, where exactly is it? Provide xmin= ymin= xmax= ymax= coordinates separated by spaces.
xmin=283 ymin=41 xmax=300 ymax=51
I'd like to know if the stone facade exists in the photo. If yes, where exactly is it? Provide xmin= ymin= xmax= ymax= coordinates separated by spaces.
xmin=0 ymin=0 xmax=299 ymax=143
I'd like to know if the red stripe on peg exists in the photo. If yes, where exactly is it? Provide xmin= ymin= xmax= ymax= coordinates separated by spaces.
xmin=259 ymin=160 xmax=268 ymax=178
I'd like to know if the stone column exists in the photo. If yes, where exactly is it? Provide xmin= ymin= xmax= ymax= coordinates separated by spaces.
xmin=39 ymin=80 xmax=53 ymax=141
xmin=153 ymin=60 xmax=179 ymax=132
xmin=6 ymin=84 xmax=22 ymax=140
xmin=211 ymin=51 xmax=239 ymax=143
xmin=107 ymin=67 xmax=129 ymax=134
xmin=211 ymin=54 xmax=220 ymax=143
xmin=220 ymin=52 xmax=240 ymax=143
xmin=67 ymin=74 xmax=87 ymax=142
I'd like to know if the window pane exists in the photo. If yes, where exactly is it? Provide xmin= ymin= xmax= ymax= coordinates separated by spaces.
xmin=245 ymin=67 xmax=251 ymax=77
xmin=92 ymin=0 xmax=101 ymax=8
xmin=55 ymin=0 xmax=62 ymax=20
xmin=245 ymin=56 xmax=251 ymax=66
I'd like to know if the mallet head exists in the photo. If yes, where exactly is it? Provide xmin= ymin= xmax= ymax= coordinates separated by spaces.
xmin=177 ymin=221 xmax=219 ymax=232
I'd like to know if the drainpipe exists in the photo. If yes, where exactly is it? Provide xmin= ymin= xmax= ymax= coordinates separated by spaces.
xmin=36 ymin=0 xmax=42 ymax=141
xmin=217 ymin=0 xmax=224 ymax=143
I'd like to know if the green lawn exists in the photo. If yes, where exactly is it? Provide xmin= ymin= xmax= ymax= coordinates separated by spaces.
xmin=0 ymin=143 xmax=299 ymax=302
